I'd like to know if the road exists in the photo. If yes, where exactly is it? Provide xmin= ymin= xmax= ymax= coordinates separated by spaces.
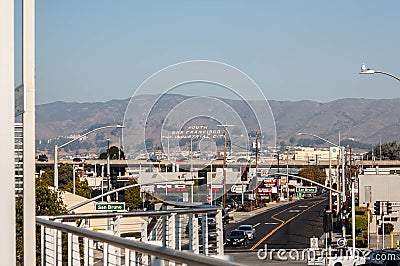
xmin=225 ymin=194 xmax=328 ymax=254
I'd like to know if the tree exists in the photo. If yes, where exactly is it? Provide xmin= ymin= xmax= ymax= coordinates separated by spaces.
xmin=40 ymin=165 xmax=92 ymax=199
xmin=63 ymin=178 xmax=92 ymax=199
xmin=58 ymin=163 xmax=73 ymax=189
xmin=298 ymin=166 xmax=326 ymax=185
xmin=16 ymin=174 xmax=68 ymax=264
xmin=124 ymin=179 xmax=142 ymax=210
xmin=99 ymin=145 xmax=125 ymax=160
xmin=364 ymin=141 xmax=400 ymax=160
xmin=61 ymin=165 xmax=92 ymax=198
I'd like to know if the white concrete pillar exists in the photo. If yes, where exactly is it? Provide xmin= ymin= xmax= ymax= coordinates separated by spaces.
xmin=0 ymin=0 xmax=16 ymax=264
xmin=22 ymin=0 xmax=36 ymax=265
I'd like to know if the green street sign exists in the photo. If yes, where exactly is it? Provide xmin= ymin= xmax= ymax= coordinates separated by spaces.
xmin=95 ymin=203 xmax=125 ymax=211
xmin=296 ymin=187 xmax=317 ymax=193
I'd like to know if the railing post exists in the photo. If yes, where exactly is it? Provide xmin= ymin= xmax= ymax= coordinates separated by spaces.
xmin=103 ymin=242 xmax=108 ymax=265
xmin=72 ymin=234 xmax=80 ymax=266
xmin=113 ymin=215 xmax=121 ymax=265
xmin=83 ymin=237 xmax=94 ymax=266
xmin=202 ymin=213 xmax=209 ymax=255
xmin=68 ymin=233 xmax=72 ymax=266
xmin=175 ymin=214 xmax=181 ymax=250
xmin=125 ymin=248 xmax=136 ymax=266
xmin=167 ymin=213 xmax=176 ymax=249
xmin=216 ymin=210 xmax=224 ymax=255
xmin=162 ymin=215 xmax=167 ymax=247
xmin=189 ymin=214 xmax=199 ymax=254
xmin=41 ymin=225 xmax=44 ymax=266
xmin=141 ymin=218 xmax=148 ymax=241
xmin=52 ymin=226 xmax=62 ymax=265
xmin=141 ymin=220 xmax=149 ymax=265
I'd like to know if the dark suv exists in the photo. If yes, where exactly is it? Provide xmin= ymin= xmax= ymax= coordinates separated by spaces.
xmin=225 ymin=230 xmax=249 ymax=247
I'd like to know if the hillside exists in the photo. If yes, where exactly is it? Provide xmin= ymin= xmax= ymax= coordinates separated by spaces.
xmin=35 ymin=95 xmax=400 ymax=155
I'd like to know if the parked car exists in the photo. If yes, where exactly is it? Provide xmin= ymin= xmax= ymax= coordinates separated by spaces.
xmin=236 ymin=224 xmax=256 ymax=240
xmin=226 ymin=199 xmax=239 ymax=210
xmin=304 ymin=193 xmax=314 ymax=199
xmin=364 ymin=249 xmax=400 ymax=265
xmin=225 ymin=230 xmax=249 ymax=247
xmin=37 ymin=154 xmax=48 ymax=162
xmin=72 ymin=157 xmax=84 ymax=162
xmin=147 ymin=156 xmax=160 ymax=162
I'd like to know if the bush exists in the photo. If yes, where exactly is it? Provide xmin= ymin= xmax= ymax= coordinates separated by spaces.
xmin=355 ymin=206 xmax=368 ymax=215
xmin=349 ymin=215 xmax=368 ymax=233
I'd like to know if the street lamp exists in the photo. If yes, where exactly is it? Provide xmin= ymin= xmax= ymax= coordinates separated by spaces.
xmin=54 ymin=124 xmax=124 ymax=192
xmin=107 ymin=138 xmax=111 ymax=192
xmin=217 ymin=124 xmax=234 ymax=209
xmin=297 ymin=132 xmax=348 ymax=240
xmin=359 ymin=63 xmax=400 ymax=81
xmin=359 ymin=63 xmax=400 ymax=251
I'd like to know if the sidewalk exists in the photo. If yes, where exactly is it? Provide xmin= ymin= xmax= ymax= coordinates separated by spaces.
xmin=230 ymin=199 xmax=296 ymax=223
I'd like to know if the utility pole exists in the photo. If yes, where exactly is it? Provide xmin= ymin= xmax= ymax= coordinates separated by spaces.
xmin=329 ymin=147 xmax=332 ymax=242
xmin=217 ymin=124 xmax=233 ymax=209
xmin=107 ymin=138 xmax=111 ymax=193
xmin=223 ymin=130 xmax=227 ymax=208
xmin=255 ymin=132 xmax=259 ymax=206
xmin=286 ymin=146 xmax=289 ymax=200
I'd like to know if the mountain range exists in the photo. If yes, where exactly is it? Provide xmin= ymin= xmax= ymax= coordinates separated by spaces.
xmin=35 ymin=95 xmax=400 ymax=154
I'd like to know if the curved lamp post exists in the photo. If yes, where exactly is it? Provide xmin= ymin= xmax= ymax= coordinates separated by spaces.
xmin=360 ymin=63 xmax=400 ymax=81
xmin=54 ymin=124 xmax=124 ymax=191
xmin=297 ymin=132 xmax=348 ymax=240
xmin=359 ymin=63 xmax=400 ymax=250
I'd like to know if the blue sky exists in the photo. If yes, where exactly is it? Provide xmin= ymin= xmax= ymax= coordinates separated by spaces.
xmin=17 ymin=1 xmax=400 ymax=104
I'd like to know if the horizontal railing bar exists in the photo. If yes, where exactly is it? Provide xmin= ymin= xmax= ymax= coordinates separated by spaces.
xmin=37 ymin=217 xmax=240 ymax=266
xmin=45 ymin=207 xmax=220 ymax=221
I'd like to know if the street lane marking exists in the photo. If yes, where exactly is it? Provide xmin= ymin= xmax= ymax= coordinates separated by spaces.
xmin=288 ymin=210 xmax=301 ymax=212
xmin=249 ymin=198 xmax=325 ymax=251
xmin=270 ymin=207 xmax=288 ymax=223
xmin=265 ymin=222 xmax=279 ymax=225
xmin=299 ymin=205 xmax=309 ymax=208
xmin=254 ymin=222 xmax=260 ymax=227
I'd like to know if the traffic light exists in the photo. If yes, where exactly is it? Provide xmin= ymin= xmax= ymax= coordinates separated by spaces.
xmin=387 ymin=202 xmax=393 ymax=214
xmin=323 ymin=211 xmax=333 ymax=233
xmin=374 ymin=201 xmax=381 ymax=215
xmin=241 ymin=167 xmax=248 ymax=181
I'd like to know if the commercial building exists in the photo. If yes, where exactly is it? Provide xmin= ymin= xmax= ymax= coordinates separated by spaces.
xmin=358 ymin=173 xmax=400 ymax=233
xmin=293 ymin=147 xmax=340 ymax=162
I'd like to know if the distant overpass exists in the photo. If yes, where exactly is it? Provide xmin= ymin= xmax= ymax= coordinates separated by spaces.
xmin=36 ymin=159 xmax=400 ymax=170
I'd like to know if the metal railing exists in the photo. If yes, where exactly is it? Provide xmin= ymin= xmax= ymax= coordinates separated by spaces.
xmin=37 ymin=207 xmax=236 ymax=266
